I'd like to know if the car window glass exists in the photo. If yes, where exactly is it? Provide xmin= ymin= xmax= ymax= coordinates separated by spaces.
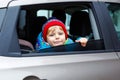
xmin=37 ymin=10 xmax=52 ymax=19
xmin=106 ymin=3 xmax=120 ymax=40
xmin=0 ymin=9 xmax=6 ymax=30
xmin=17 ymin=3 xmax=105 ymax=54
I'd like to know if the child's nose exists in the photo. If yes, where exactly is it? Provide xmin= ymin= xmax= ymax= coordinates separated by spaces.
xmin=55 ymin=34 xmax=59 ymax=39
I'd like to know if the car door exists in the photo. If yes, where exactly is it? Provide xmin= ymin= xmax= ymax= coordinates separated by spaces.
xmin=0 ymin=1 xmax=120 ymax=80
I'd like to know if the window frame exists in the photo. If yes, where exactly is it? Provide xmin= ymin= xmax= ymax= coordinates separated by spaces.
xmin=20 ymin=2 xmax=115 ymax=56
xmin=0 ymin=2 xmax=117 ymax=57
xmin=0 ymin=6 xmax=21 ymax=56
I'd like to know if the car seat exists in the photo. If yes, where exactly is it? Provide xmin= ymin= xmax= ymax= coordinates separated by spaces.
xmin=29 ymin=16 xmax=47 ymax=46
xmin=34 ymin=16 xmax=47 ymax=37
xmin=52 ymin=9 xmax=66 ymax=24
xmin=70 ymin=11 xmax=92 ymax=41
xmin=19 ymin=39 xmax=34 ymax=50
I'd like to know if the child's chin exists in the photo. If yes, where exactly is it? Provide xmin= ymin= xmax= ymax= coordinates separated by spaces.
xmin=53 ymin=43 xmax=63 ymax=47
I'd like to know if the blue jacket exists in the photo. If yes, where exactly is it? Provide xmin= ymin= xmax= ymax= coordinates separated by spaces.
xmin=35 ymin=32 xmax=74 ymax=50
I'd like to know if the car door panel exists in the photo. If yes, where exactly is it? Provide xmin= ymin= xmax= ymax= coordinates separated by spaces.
xmin=0 ymin=52 xmax=119 ymax=80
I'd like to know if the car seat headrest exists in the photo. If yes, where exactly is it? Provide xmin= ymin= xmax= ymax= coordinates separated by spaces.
xmin=70 ymin=11 xmax=92 ymax=37
xmin=52 ymin=10 xmax=66 ymax=23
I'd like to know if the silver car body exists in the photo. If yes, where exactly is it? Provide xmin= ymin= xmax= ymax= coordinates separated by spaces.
xmin=0 ymin=53 xmax=120 ymax=80
xmin=0 ymin=0 xmax=120 ymax=80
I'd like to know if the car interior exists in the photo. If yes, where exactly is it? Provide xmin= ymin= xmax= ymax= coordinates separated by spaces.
xmin=16 ymin=3 xmax=105 ymax=53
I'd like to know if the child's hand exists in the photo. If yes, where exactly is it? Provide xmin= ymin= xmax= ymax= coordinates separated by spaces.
xmin=75 ymin=38 xmax=88 ymax=47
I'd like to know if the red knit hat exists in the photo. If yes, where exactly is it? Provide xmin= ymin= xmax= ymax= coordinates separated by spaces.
xmin=42 ymin=19 xmax=68 ymax=42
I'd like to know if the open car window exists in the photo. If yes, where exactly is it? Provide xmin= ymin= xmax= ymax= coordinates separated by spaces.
xmin=17 ymin=2 xmax=105 ymax=55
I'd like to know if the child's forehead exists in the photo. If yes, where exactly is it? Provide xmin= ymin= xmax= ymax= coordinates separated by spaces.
xmin=47 ymin=25 xmax=64 ymax=34
xmin=48 ymin=25 xmax=62 ymax=30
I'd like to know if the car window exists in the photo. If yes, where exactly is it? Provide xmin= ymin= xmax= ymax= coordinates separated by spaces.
xmin=106 ymin=3 xmax=120 ymax=40
xmin=0 ymin=8 xmax=6 ymax=30
xmin=17 ymin=3 xmax=105 ymax=54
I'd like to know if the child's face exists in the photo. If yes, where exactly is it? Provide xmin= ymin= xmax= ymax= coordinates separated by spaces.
xmin=46 ymin=26 xmax=66 ymax=46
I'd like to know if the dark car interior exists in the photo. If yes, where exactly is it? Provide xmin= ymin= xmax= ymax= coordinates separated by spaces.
xmin=16 ymin=3 xmax=105 ymax=54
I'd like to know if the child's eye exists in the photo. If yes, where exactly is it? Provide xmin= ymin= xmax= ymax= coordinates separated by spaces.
xmin=59 ymin=32 xmax=63 ymax=35
xmin=49 ymin=34 xmax=54 ymax=36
